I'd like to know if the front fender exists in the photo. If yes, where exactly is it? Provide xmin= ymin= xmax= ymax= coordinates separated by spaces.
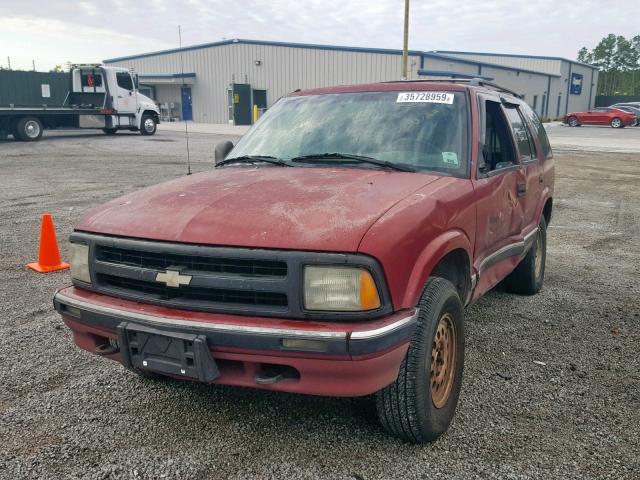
xmin=357 ymin=176 xmax=476 ymax=311
xmin=401 ymin=230 xmax=473 ymax=308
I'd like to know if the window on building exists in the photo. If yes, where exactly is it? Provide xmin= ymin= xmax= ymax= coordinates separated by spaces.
xmin=503 ymin=105 xmax=535 ymax=160
xmin=116 ymin=72 xmax=134 ymax=91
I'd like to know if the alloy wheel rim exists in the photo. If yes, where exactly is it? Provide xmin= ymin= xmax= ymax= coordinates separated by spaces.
xmin=430 ymin=312 xmax=457 ymax=409
xmin=25 ymin=120 xmax=40 ymax=138
xmin=612 ymin=119 xmax=621 ymax=127
xmin=144 ymin=118 xmax=155 ymax=132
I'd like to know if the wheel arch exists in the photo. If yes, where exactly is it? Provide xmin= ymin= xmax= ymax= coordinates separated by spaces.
xmin=142 ymin=109 xmax=159 ymax=123
xmin=401 ymin=230 xmax=474 ymax=308
xmin=542 ymin=197 xmax=553 ymax=226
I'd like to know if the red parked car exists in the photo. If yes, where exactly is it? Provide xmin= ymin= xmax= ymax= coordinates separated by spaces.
xmin=564 ymin=107 xmax=636 ymax=128
xmin=54 ymin=79 xmax=554 ymax=443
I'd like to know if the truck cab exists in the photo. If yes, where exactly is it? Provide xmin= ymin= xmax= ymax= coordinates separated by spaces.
xmin=69 ymin=65 xmax=159 ymax=135
xmin=54 ymin=79 xmax=554 ymax=443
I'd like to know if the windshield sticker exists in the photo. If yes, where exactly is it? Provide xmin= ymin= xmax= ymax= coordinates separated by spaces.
xmin=442 ymin=152 xmax=459 ymax=167
xmin=397 ymin=92 xmax=454 ymax=104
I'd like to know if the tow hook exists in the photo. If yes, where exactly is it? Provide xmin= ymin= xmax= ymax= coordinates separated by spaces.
xmin=254 ymin=364 xmax=299 ymax=385
xmin=95 ymin=341 xmax=119 ymax=356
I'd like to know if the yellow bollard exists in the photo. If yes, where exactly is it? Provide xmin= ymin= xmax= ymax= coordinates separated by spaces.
xmin=253 ymin=104 xmax=259 ymax=124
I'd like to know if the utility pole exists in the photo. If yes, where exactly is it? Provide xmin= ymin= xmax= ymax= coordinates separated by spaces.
xmin=32 ymin=60 xmax=36 ymax=71
xmin=401 ymin=0 xmax=410 ymax=80
xmin=7 ymin=56 xmax=10 ymax=70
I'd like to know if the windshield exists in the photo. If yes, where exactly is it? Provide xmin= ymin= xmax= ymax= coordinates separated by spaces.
xmin=229 ymin=90 xmax=469 ymax=176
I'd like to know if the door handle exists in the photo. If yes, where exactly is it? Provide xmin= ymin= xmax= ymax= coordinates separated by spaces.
xmin=517 ymin=183 xmax=527 ymax=197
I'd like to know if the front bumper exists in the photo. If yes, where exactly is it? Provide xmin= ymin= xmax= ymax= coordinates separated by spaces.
xmin=54 ymin=286 xmax=417 ymax=396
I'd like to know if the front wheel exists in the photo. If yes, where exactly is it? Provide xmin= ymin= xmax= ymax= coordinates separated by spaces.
xmin=140 ymin=115 xmax=157 ymax=136
xmin=610 ymin=117 xmax=623 ymax=128
xmin=376 ymin=277 xmax=464 ymax=443
xmin=567 ymin=116 xmax=579 ymax=127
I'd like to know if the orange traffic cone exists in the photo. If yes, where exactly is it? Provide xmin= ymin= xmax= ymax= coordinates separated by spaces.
xmin=27 ymin=213 xmax=70 ymax=273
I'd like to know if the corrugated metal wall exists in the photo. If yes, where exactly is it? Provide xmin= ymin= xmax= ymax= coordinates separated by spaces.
xmin=435 ymin=52 xmax=562 ymax=77
xmin=0 ymin=71 xmax=70 ymax=107
xmin=107 ymin=43 xmax=422 ymax=123
xmin=106 ymin=42 xmax=598 ymax=123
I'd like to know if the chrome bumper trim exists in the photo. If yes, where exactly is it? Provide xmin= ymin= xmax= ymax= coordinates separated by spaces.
xmin=54 ymin=292 xmax=417 ymax=343
xmin=350 ymin=309 xmax=419 ymax=340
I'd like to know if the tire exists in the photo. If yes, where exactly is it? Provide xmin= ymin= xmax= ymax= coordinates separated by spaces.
xmin=103 ymin=128 xmax=118 ymax=135
xmin=567 ymin=116 xmax=579 ymax=127
xmin=376 ymin=277 xmax=464 ymax=443
xmin=504 ymin=217 xmax=547 ymax=295
xmin=16 ymin=116 xmax=43 ymax=141
xmin=610 ymin=117 xmax=623 ymax=128
xmin=140 ymin=114 xmax=157 ymax=136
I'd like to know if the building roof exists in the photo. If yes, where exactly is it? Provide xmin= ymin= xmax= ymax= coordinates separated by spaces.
xmin=104 ymin=38 xmax=424 ymax=63
xmin=430 ymin=50 xmax=599 ymax=70
xmin=103 ymin=38 xmax=587 ymax=78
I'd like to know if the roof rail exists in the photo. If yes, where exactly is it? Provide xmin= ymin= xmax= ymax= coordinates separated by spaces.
xmin=383 ymin=77 xmax=523 ymax=98
xmin=467 ymin=78 xmax=523 ymax=98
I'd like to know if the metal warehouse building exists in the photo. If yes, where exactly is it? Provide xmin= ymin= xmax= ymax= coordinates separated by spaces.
xmin=104 ymin=39 xmax=598 ymax=125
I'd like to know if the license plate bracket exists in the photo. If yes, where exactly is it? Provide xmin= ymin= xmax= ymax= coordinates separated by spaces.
xmin=117 ymin=322 xmax=219 ymax=382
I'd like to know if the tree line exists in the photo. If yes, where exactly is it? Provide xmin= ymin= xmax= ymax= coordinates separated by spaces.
xmin=578 ymin=34 xmax=640 ymax=96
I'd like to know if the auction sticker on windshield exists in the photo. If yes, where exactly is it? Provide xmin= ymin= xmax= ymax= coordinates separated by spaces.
xmin=396 ymin=92 xmax=454 ymax=104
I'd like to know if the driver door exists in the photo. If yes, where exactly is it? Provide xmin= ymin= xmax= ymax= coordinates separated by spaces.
xmin=113 ymin=71 xmax=137 ymax=115
xmin=472 ymin=95 xmax=526 ymax=298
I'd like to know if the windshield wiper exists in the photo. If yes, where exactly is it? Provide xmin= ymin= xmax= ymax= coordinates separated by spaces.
xmin=290 ymin=153 xmax=415 ymax=172
xmin=217 ymin=155 xmax=291 ymax=167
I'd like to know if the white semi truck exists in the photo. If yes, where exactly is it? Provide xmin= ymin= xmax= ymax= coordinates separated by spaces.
xmin=0 ymin=65 xmax=160 ymax=141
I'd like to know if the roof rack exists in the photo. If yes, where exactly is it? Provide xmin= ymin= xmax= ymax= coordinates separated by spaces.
xmin=383 ymin=77 xmax=523 ymax=99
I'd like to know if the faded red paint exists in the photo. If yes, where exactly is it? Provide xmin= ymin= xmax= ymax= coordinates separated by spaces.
xmin=61 ymin=80 xmax=555 ymax=397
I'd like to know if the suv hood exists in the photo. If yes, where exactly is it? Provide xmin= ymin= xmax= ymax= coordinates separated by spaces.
xmin=78 ymin=167 xmax=441 ymax=251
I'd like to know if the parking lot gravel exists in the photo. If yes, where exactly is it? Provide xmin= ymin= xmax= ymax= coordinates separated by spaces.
xmin=0 ymin=130 xmax=638 ymax=479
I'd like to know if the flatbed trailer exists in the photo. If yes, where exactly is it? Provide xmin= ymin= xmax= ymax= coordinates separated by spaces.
xmin=0 ymin=65 xmax=160 ymax=141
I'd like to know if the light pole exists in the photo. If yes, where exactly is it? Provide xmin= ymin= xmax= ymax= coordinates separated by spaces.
xmin=401 ymin=0 xmax=410 ymax=80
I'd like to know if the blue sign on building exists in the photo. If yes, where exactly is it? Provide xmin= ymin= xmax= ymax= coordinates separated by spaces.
xmin=570 ymin=73 xmax=583 ymax=95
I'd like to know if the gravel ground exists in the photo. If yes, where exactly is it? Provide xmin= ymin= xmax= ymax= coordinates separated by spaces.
xmin=0 ymin=130 xmax=638 ymax=479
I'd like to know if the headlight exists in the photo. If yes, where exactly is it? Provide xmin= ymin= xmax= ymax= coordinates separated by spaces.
xmin=70 ymin=243 xmax=90 ymax=283
xmin=303 ymin=266 xmax=381 ymax=311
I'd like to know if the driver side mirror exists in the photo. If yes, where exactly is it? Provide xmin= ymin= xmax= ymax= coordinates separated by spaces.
xmin=214 ymin=141 xmax=234 ymax=165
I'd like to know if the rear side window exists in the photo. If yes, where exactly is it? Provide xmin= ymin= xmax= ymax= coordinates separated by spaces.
xmin=520 ymin=103 xmax=553 ymax=160
xmin=116 ymin=72 xmax=134 ymax=91
xmin=503 ymin=105 xmax=535 ymax=160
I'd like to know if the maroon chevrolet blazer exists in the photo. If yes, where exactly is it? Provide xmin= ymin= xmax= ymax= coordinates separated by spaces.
xmin=54 ymin=80 xmax=554 ymax=443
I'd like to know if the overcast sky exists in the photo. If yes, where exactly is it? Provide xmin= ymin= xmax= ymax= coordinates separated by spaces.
xmin=1 ymin=0 xmax=638 ymax=71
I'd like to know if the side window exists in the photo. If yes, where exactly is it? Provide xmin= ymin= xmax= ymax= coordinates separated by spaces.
xmin=116 ymin=72 xmax=134 ymax=91
xmin=521 ymin=103 xmax=552 ymax=160
xmin=503 ymin=105 xmax=535 ymax=160
xmin=480 ymin=100 xmax=518 ymax=174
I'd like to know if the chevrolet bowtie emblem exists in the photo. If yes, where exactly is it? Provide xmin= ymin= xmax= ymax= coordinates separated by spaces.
xmin=155 ymin=270 xmax=192 ymax=288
